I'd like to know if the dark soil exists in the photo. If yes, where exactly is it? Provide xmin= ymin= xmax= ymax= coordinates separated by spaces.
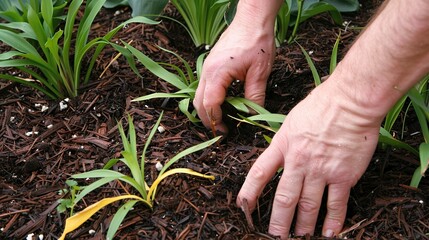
xmin=1 ymin=1 xmax=428 ymax=239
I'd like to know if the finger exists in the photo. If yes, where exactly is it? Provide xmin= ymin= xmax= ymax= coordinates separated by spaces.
xmin=202 ymin=66 xmax=240 ymax=132
xmin=322 ymin=183 xmax=350 ymax=237
xmin=293 ymin=179 xmax=326 ymax=236
xmin=243 ymin=73 xmax=267 ymax=108
xmin=268 ymin=169 xmax=304 ymax=239
xmin=237 ymin=145 xmax=284 ymax=211
xmin=242 ymin=54 xmax=272 ymax=107
xmin=194 ymin=75 xmax=209 ymax=126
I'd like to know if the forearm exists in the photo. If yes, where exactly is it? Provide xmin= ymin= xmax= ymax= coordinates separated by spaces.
xmin=234 ymin=0 xmax=284 ymax=31
xmin=330 ymin=0 xmax=429 ymax=122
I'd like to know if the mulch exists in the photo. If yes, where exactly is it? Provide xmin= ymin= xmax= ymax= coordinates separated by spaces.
xmin=1 ymin=1 xmax=428 ymax=239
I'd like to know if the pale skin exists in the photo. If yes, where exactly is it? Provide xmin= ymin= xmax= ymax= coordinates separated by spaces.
xmin=193 ymin=0 xmax=429 ymax=239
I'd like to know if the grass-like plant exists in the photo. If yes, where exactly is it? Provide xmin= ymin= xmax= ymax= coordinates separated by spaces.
xmin=0 ymin=0 xmax=158 ymax=99
xmin=379 ymin=74 xmax=429 ymax=188
xmin=112 ymin=42 xmax=275 ymax=125
xmin=58 ymin=112 xmax=221 ymax=240
xmin=170 ymin=0 xmax=228 ymax=47
xmin=225 ymin=0 xmax=358 ymax=46
xmin=0 ymin=0 xmax=67 ymax=24
xmin=115 ymin=43 xmax=205 ymax=123
xmin=104 ymin=0 xmax=228 ymax=47
xmin=104 ymin=0 xmax=168 ymax=18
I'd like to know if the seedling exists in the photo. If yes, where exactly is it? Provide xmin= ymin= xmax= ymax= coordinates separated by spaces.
xmin=58 ymin=113 xmax=221 ymax=239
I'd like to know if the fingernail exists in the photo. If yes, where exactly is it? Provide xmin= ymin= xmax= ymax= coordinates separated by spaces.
xmin=324 ymin=229 xmax=334 ymax=238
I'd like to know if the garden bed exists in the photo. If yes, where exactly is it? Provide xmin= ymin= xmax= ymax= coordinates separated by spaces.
xmin=1 ymin=1 xmax=428 ymax=239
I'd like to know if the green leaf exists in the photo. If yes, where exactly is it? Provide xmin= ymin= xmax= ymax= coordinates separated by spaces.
xmin=41 ymin=0 xmax=54 ymax=33
xmin=170 ymin=0 xmax=228 ymax=47
xmin=133 ymin=93 xmax=190 ymax=102
xmin=103 ymin=0 xmax=128 ymax=8
xmin=329 ymin=32 xmax=341 ymax=74
xmin=299 ymin=2 xmax=343 ymax=26
xmin=141 ymin=112 xmax=164 ymax=191
xmin=0 ymin=22 xmax=37 ymax=39
xmin=124 ymin=42 xmax=187 ymax=90
xmin=378 ymin=128 xmax=418 ymax=156
xmin=73 ymin=177 xmax=118 ymax=204
xmin=248 ymin=114 xmax=286 ymax=124
xmin=107 ymin=200 xmax=139 ymax=239
xmin=128 ymin=0 xmax=168 ymax=18
xmin=298 ymin=42 xmax=321 ymax=86
xmin=323 ymin=0 xmax=360 ymax=12
xmin=0 ymin=29 xmax=41 ymax=56
xmin=229 ymin=114 xmax=280 ymax=133
xmin=410 ymin=142 xmax=429 ymax=187
xmin=419 ymin=143 xmax=429 ymax=176
xmin=72 ymin=169 xmax=146 ymax=198
xmin=179 ymin=98 xmax=201 ymax=123
xmin=383 ymin=95 xmax=407 ymax=133
xmin=159 ymin=136 xmax=221 ymax=176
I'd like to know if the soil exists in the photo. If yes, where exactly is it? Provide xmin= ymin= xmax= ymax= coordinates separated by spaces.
xmin=1 ymin=1 xmax=428 ymax=239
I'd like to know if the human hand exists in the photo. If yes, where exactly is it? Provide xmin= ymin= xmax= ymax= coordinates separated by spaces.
xmin=236 ymin=79 xmax=383 ymax=238
xmin=193 ymin=18 xmax=276 ymax=133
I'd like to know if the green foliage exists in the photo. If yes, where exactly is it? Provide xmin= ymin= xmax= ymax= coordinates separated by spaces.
xmin=57 ymin=179 xmax=81 ymax=215
xmin=0 ymin=0 xmax=158 ymax=99
xmin=114 ymin=43 xmax=203 ymax=122
xmin=114 ymin=44 xmax=271 ymax=123
xmin=104 ymin=0 xmax=168 ymax=18
xmin=104 ymin=0 xmax=228 ymax=47
xmin=170 ymin=0 xmax=229 ymax=47
xmin=226 ymin=0 xmax=358 ymax=45
xmin=380 ymin=74 xmax=429 ymax=188
xmin=58 ymin=113 xmax=220 ymax=239
xmin=0 ymin=0 xmax=67 ymax=24
xmin=299 ymin=32 xmax=341 ymax=86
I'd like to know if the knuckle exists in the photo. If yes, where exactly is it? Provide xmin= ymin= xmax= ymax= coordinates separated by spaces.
xmin=202 ymin=96 xmax=222 ymax=109
xmin=273 ymin=192 xmax=298 ymax=209
xmin=298 ymin=198 xmax=320 ymax=214
xmin=248 ymin=164 xmax=268 ymax=182
xmin=326 ymin=200 xmax=347 ymax=219
xmin=269 ymin=222 xmax=289 ymax=238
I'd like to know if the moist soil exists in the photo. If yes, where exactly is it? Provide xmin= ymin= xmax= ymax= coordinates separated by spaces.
xmin=1 ymin=1 xmax=428 ymax=239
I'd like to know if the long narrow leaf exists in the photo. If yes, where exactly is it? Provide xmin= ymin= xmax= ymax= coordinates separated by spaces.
xmin=123 ymin=42 xmax=187 ymax=90
xmin=298 ymin=42 xmax=321 ymax=86
xmin=329 ymin=32 xmax=341 ymax=74
xmin=379 ymin=128 xmax=418 ymax=156
xmin=59 ymin=195 xmax=147 ymax=240
xmin=148 ymin=168 xmax=215 ymax=201
xmin=159 ymin=136 xmax=221 ymax=176
xmin=106 ymin=200 xmax=139 ymax=239
xmin=142 ymin=111 xmax=164 ymax=169
xmin=133 ymin=93 xmax=190 ymax=102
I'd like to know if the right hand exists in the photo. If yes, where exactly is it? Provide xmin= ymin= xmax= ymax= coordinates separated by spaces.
xmin=193 ymin=18 xmax=276 ymax=133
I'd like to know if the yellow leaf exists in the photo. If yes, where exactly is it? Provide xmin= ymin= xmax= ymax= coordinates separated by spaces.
xmin=59 ymin=195 xmax=147 ymax=240
xmin=147 ymin=168 xmax=215 ymax=201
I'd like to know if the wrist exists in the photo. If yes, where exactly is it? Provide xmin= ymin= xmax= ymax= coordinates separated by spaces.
xmin=324 ymin=0 xmax=429 ymax=122
xmin=234 ymin=0 xmax=283 ymax=31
